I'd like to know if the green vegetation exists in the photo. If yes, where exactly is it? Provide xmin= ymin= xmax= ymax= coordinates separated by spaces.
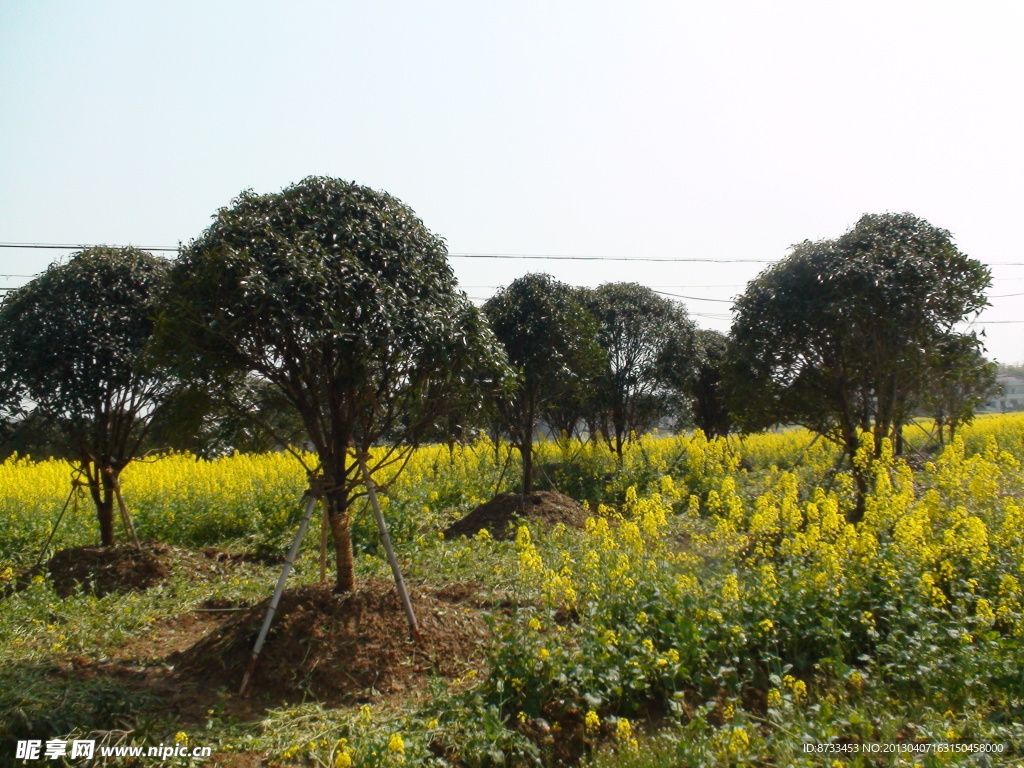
xmin=483 ymin=273 xmax=604 ymax=496
xmin=1 ymin=416 xmax=1022 ymax=766
xmin=0 ymin=186 xmax=1013 ymax=767
xmin=160 ymin=176 xmax=505 ymax=593
xmin=729 ymin=213 xmax=991 ymax=522
xmin=0 ymin=247 xmax=175 ymax=546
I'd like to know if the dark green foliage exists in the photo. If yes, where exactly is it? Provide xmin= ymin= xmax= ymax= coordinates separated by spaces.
xmin=922 ymin=335 xmax=999 ymax=445
xmin=0 ymin=247 xmax=175 ymax=545
xmin=144 ymin=375 xmax=308 ymax=458
xmin=0 ymin=411 xmax=65 ymax=462
xmin=160 ymin=176 xmax=506 ymax=591
xmin=582 ymin=283 xmax=698 ymax=457
xmin=687 ymin=329 xmax=731 ymax=439
xmin=729 ymin=213 xmax=990 ymax=519
xmin=484 ymin=274 xmax=605 ymax=495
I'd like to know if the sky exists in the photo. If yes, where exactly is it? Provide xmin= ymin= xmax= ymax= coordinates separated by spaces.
xmin=2 ymin=0 xmax=1023 ymax=362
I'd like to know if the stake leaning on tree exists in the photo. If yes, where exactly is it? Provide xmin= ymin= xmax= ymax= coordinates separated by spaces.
xmin=240 ymin=455 xmax=421 ymax=694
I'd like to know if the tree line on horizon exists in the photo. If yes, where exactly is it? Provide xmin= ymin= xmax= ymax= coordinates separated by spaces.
xmin=0 ymin=176 xmax=1001 ymax=588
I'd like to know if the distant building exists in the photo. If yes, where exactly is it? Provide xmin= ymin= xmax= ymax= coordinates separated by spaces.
xmin=982 ymin=375 xmax=1024 ymax=412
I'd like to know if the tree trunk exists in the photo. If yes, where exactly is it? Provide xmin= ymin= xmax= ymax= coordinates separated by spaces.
xmin=322 ymin=451 xmax=356 ymax=594
xmin=87 ymin=467 xmax=117 ymax=547
xmin=522 ymin=436 xmax=534 ymax=498
xmin=326 ymin=487 xmax=356 ymax=593
xmin=841 ymin=428 xmax=867 ymax=525
xmin=849 ymin=467 xmax=868 ymax=524
xmin=520 ymin=398 xmax=536 ymax=500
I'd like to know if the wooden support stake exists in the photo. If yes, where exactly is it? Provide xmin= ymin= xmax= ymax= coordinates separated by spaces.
xmin=112 ymin=483 xmax=143 ymax=552
xmin=240 ymin=491 xmax=319 ymax=695
xmin=358 ymin=454 xmax=420 ymax=642
xmin=33 ymin=481 xmax=80 ymax=569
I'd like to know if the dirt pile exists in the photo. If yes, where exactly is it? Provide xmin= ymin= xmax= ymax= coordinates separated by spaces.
xmin=46 ymin=543 xmax=170 ymax=598
xmin=174 ymin=579 xmax=488 ymax=703
xmin=443 ymin=490 xmax=588 ymax=540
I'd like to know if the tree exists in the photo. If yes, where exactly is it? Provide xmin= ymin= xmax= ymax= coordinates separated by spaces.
xmin=921 ymin=335 xmax=998 ymax=446
xmin=687 ymin=329 xmax=732 ymax=439
xmin=160 ymin=177 xmax=505 ymax=593
xmin=541 ymin=285 xmax=602 ymax=446
xmin=729 ymin=213 xmax=990 ymax=519
xmin=0 ymin=247 xmax=175 ymax=545
xmin=483 ymin=274 xmax=605 ymax=497
xmin=0 ymin=410 xmax=66 ymax=463
xmin=582 ymin=283 xmax=697 ymax=457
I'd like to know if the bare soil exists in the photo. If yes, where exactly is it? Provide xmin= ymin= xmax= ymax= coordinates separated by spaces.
xmin=174 ymin=578 xmax=489 ymax=704
xmin=443 ymin=490 xmax=588 ymax=540
xmin=47 ymin=577 xmax=491 ymax=728
xmin=47 ymin=543 xmax=170 ymax=598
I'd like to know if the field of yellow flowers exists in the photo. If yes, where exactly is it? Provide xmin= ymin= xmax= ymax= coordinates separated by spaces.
xmin=1 ymin=414 xmax=1023 ymax=766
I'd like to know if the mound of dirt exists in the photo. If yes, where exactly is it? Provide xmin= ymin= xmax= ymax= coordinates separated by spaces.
xmin=443 ymin=490 xmax=588 ymax=540
xmin=47 ymin=543 xmax=170 ymax=598
xmin=174 ymin=579 xmax=488 ymax=702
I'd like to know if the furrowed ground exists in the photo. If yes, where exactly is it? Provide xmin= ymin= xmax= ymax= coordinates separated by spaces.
xmin=1 ymin=414 xmax=1023 ymax=767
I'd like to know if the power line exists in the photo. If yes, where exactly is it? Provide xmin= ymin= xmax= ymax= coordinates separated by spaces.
xmin=0 ymin=242 xmax=775 ymax=263
xmin=6 ymin=241 xmax=1024 ymax=266
xmin=0 ymin=242 xmax=180 ymax=252
xmin=461 ymin=282 xmax=747 ymax=289
xmin=449 ymin=252 xmax=774 ymax=263
xmin=4 ymin=241 xmax=1024 ymax=312
xmin=652 ymin=289 xmax=734 ymax=303
xmin=453 ymin=253 xmax=1024 ymax=265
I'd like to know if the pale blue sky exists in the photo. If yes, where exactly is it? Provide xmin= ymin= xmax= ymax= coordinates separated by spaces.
xmin=2 ymin=0 xmax=1023 ymax=361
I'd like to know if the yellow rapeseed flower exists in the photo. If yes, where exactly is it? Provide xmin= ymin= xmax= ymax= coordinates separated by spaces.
xmin=387 ymin=734 xmax=404 ymax=755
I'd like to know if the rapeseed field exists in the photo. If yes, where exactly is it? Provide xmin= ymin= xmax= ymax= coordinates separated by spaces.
xmin=1 ymin=414 xmax=1022 ymax=766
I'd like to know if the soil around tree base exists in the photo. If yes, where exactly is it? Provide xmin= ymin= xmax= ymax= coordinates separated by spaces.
xmin=47 ymin=543 xmax=170 ymax=598
xmin=173 ymin=579 xmax=488 ymax=703
xmin=443 ymin=490 xmax=588 ymax=540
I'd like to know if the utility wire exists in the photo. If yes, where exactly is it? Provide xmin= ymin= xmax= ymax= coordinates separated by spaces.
xmin=652 ymin=289 xmax=734 ymax=303
xmin=4 ymin=242 xmax=1023 ymax=313
xmin=6 ymin=241 xmax=1024 ymax=265
xmin=449 ymin=253 xmax=774 ymax=263
xmin=0 ymin=242 xmax=180 ymax=252
xmin=0 ymin=242 xmax=777 ymax=262
xmin=461 ymin=282 xmax=747 ymax=289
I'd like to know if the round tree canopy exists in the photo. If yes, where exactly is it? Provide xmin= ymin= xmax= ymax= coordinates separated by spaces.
xmin=0 ymin=246 xmax=170 ymax=428
xmin=163 ymin=176 xmax=504 ymax=452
